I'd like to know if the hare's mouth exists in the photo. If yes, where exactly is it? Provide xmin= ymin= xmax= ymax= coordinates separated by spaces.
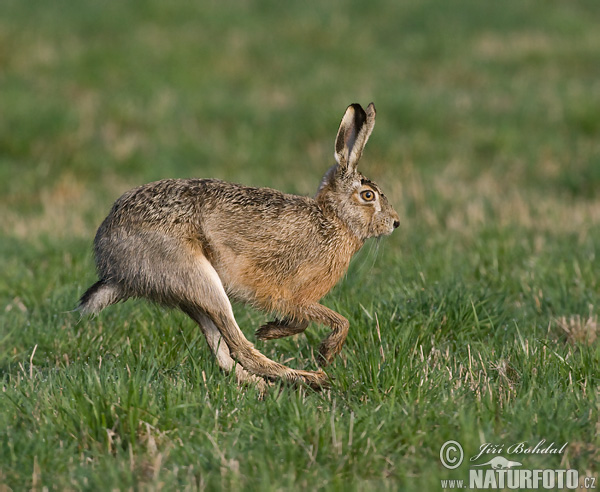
xmin=379 ymin=218 xmax=399 ymax=236
xmin=370 ymin=222 xmax=395 ymax=238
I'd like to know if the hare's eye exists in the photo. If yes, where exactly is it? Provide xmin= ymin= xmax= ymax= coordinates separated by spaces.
xmin=360 ymin=190 xmax=376 ymax=202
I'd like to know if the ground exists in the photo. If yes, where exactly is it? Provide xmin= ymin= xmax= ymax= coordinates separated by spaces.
xmin=0 ymin=0 xmax=599 ymax=490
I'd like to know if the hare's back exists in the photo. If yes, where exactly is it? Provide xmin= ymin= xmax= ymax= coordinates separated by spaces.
xmin=101 ymin=178 xmax=319 ymax=228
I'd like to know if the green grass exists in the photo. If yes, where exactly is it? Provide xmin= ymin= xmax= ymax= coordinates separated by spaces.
xmin=1 ymin=0 xmax=599 ymax=490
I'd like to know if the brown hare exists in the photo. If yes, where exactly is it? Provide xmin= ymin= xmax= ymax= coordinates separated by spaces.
xmin=79 ymin=102 xmax=399 ymax=390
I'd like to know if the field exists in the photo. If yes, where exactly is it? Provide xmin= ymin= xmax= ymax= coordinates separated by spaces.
xmin=1 ymin=0 xmax=599 ymax=490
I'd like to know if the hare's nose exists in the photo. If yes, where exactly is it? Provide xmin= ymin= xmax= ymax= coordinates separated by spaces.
xmin=393 ymin=220 xmax=400 ymax=229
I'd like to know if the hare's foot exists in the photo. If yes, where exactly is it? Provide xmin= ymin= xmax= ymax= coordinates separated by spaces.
xmin=279 ymin=368 xmax=330 ymax=390
xmin=277 ymin=302 xmax=350 ymax=367
xmin=311 ymin=308 xmax=349 ymax=366
xmin=317 ymin=314 xmax=349 ymax=365
xmin=234 ymin=364 xmax=270 ymax=395
xmin=255 ymin=318 xmax=309 ymax=340
xmin=317 ymin=329 xmax=348 ymax=366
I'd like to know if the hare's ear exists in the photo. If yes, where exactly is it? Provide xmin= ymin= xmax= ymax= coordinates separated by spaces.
xmin=334 ymin=102 xmax=376 ymax=173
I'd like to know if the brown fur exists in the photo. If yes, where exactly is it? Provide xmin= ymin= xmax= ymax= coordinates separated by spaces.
xmin=79 ymin=103 xmax=399 ymax=390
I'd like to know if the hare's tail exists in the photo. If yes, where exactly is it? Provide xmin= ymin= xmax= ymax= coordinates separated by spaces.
xmin=78 ymin=280 xmax=122 ymax=315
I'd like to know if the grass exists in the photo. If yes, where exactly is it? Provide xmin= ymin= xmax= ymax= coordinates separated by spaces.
xmin=1 ymin=0 xmax=599 ymax=490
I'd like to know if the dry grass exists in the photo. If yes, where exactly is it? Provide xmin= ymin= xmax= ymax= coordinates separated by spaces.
xmin=556 ymin=309 xmax=599 ymax=345
xmin=4 ymin=155 xmax=600 ymax=244
xmin=382 ymin=160 xmax=600 ymax=239
xmin=1 ymin=171 xmax=137 ymax=240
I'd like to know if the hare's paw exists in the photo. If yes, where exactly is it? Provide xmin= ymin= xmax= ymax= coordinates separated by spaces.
xmin=255 ymin=318 xmax=308 ymax=340
xmin=263 ymin=368 xmax=330 ymax=391
xmin=317 ymin=316 xmax=350 ymax=367
xmin=255 ymin=320 xmax=287 ymax=340
xmin=317 ymin=339 xmax=344 ymax=367
xmin=295 ymin=369 xmax=331 ymax=391
xmin=234 ymin=364 xmax=271 ymax=396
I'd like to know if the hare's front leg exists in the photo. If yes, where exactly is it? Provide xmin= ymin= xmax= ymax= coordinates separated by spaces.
xmin=313 ymin=307 xmax=349 ymax=366
xmin=282 ymin=303 xmax=350 ymax=366
xmin=255 ymin=317 xmax=309 ymax=340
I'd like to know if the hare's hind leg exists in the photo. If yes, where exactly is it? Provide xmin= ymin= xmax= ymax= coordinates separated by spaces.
xmin=183 ymin=255 xmax=329 ymax=390
xmin=181 ymin=307 xmax=268 ymax=392
xmin=255 ymin=318 xmax=309 ymax=340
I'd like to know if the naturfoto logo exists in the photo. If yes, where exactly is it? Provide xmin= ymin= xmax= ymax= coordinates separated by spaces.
xmin=439 ymin=439 xmax=596 ymax=490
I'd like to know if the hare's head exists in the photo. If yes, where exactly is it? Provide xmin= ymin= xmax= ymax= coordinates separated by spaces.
xmin=316 ymin=103 xmax=399 ymax=240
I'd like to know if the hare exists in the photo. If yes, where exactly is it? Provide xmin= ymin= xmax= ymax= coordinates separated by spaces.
xmin=78 ymin=102 xmax=399 ymax=390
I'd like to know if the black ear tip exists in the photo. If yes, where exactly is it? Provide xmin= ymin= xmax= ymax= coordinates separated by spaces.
xmin=349 ymin=103 xmax=367 ymax=126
